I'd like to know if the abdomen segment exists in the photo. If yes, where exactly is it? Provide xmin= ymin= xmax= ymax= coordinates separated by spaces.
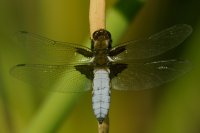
xmin=92 ymin=68 xmax=110 ymax=124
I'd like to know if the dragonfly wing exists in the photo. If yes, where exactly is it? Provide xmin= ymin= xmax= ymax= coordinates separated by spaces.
xmin=16 ymin=31 xmax=93 ymax=64
xmin=109 ymin=24 xmax=192 ymax=62
xmin=10 ymin=63 xmax=92 ymax=92
xmin=111 ymin=60 xmax=191 ymax=91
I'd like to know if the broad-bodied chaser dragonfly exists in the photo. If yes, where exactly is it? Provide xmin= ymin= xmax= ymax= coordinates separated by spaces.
xmin=11 ymin=24 xmax=192 ymax=124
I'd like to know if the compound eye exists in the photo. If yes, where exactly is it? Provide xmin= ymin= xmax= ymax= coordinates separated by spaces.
xmin=92 ymin=29 xmax=111 ymax=40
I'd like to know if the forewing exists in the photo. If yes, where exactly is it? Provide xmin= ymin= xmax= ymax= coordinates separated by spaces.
xmin=16 ymin=31 xmax=93 ymax=64
xmin=110 ymin=24 xmax=192 ymax=62
xmin=111 ymin=60 xmax=191 ymax=91
xmin=10 ymin=64 xmax=92 ymax=92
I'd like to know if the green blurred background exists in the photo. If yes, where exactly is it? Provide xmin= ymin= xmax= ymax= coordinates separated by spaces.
xmin=0 ymin=0 xmax=200 ymax=133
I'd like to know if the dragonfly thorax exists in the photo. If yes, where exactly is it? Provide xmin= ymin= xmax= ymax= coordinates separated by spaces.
xmin=93 ymin=50 xmax=110 ymax=66
xmin=91 ymin=29 xmax=112 ymax=66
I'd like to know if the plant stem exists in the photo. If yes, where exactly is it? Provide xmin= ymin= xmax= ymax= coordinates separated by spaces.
xmin=89 ymin=0 xmax=109 ymax=132
xmin=89 ymin=0 xmax=105 ymax=37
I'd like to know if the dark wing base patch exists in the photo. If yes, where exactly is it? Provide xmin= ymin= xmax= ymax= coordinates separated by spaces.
xmin=109 ymin=63 xmax=127 ymax=79
xmin=74 ymin=65 xmax=94 ymax=80
xmin=76 ymin=48 xmax=93 ymax=58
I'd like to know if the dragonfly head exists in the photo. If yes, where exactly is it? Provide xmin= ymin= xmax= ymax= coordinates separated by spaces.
xmin=91 ymin=29 xmax=112 ymax=50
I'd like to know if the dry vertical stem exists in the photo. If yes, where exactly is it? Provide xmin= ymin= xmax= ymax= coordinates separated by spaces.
xmin=89 ymin=0 xmax=106 ymax=37
xmin=89 ymin=0 xmax=109 ymax=132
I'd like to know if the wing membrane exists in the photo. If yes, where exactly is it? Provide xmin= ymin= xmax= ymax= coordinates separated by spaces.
xmin=110 ymin=24 xmax=192 ymax=62
xmin=10 ymin=63 xmax=92 ymax=92
xmin=16 ymin=31 xmax=93 ymax=64
xmin=111 ymin=60 xmax=190 ymax=91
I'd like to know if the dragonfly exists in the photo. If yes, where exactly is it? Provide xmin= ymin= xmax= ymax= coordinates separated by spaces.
xmin=10 ymin=24 xmax=192 ymax=124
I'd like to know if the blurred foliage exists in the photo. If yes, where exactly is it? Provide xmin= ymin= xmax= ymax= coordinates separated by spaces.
xmin=0 ymin=0 xmax=200 ymax=133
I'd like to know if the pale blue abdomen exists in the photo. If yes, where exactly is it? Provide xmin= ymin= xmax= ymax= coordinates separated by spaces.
xmin=92 ymin=68 xmax=110 ymax=124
